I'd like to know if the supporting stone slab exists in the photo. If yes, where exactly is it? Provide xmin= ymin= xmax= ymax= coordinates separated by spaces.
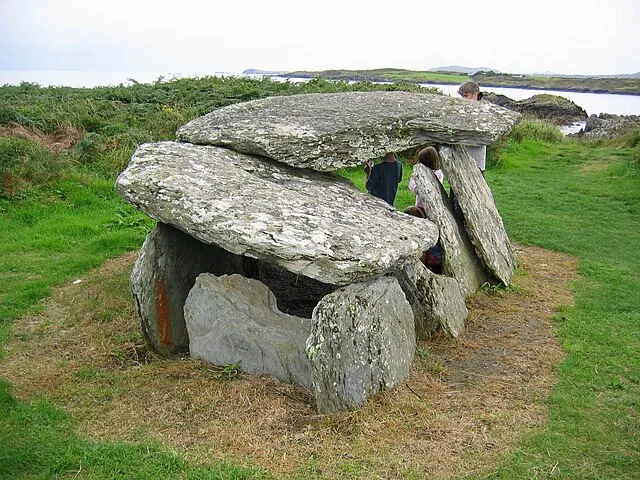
xmin=395 ymin=260 xmax=469 ymax=338
xmin=130 ymin=223 xmax=243 ymax=356
xmin=184 ymin=273 xmax=313 ymax=389
xmin=307 ymin=276 xmax=416 ymax=413
xmin=439 ymin=145 xmax=517 ymax=285
xmin=410 ymin=163 xmax=487 ymax=297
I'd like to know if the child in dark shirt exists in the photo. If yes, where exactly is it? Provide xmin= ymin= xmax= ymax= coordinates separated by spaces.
xmin=364 ymin=152 xmax=403 ymax=206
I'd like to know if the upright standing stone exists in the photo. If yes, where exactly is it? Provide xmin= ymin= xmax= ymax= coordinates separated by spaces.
xmin=306 ymin=276 xmax=416 ymax=413
xmin=410 ymin=163 xmax=487 ymax=296
xmin=438 ymin=145 xmax=517 ymax=285
xmin=395 ymin=260 xmax=468 ymax=338
xmin=130 ymin=223 xmax=243 ymax=356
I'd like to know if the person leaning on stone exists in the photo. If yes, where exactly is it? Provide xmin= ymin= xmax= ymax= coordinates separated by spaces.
xmin=403 ymin=206 xmax=443 ymax=274
xmin=364 ymin=152 xmax=403 ymax=206
xmin=408 ymin=146 xmax=444 ymax=214
xmin=457 ymin=81 xmax=488 ymax=176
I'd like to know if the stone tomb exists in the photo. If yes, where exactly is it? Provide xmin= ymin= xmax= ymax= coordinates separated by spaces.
xmin=117 ymin=91 xmax=520 ymax=413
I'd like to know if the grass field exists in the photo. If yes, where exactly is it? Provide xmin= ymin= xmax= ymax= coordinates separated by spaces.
xmin=0 ymin=78 xmax=638 ymax=478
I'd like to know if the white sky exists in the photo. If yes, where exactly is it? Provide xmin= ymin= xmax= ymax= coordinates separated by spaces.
xmin=1 ymin=0 xmax=639 ymax=76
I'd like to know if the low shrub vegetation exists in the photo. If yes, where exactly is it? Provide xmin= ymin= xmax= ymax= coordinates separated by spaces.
xmin=509 ymin=118 xmax=565 ymax=144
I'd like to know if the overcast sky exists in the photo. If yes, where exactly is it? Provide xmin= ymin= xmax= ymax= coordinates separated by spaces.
xmin=2 ymin=0 xmax=638 ymax=76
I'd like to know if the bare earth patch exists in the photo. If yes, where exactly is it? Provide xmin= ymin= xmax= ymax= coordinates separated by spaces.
xmin=0 ymin=122 xmax=83 ymax=153
xmin=0 ymin=245 xmax=577 ymax=479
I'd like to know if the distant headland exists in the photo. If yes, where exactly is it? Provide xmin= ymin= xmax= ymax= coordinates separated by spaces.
xmin=243 ymin=67 xmax=640 ymax=96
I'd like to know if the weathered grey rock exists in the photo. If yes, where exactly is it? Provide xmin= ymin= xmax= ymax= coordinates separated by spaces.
xmin=184 ymin=273 xmax=313 ymax=389
xmin=482 ymin=92 xmax=518 ymax=110
xmin=394 ymin=260 xmax=468 ymax=338
xmin=484 ymin=92 xmax=588 ymax=125
xmin=410 ymin=163 xmax=487 ymax=296
xmin=117 ymin=141 xmax=438 ymax=286
xmin=130 ymin=222 xmax=244 ymax=356
xmin=438 ymin=145 xmax=516 ymax=285
xmin=177 ymin=91 xmax=521 ymax=171
xmin=306 ymin=276 xmax=415 ymax=413
xmin=131 ymin=222 xmax=334 ymax=356
xmin=582 ymin=113 xmax=640 ymax=139
xmin=512 ymin=94 xmax=588 ymax=125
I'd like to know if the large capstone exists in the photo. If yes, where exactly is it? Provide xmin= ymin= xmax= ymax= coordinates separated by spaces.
xmin=177 ymin=91 xmax=521 ymax=171
xmin=117 ymin=141 xmax=438 ymax=286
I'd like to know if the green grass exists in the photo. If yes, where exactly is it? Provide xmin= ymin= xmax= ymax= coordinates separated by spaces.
xmin=484 ymin=138 xmax=640 ymax=479
xmin=1 ymin=77 xmax=639 ymax=478
xmin=0 ymin=379 xmax=269 ymax=479
xmin=0 ymin=173 xmax=153 ymax=344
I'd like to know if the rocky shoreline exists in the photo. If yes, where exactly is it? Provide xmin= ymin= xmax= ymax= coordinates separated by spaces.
xmin=581 ymin=113 xmax=640 ymax=139
xmin=482 ymin=91 xmax=640 ymax=138
xmin=419 ymin=80 xmax=640 ymax=97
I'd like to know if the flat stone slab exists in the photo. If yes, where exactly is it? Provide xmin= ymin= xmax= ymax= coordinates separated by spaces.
xmin=185 ymin=273 xmax=313 ymax=389
xmin=117 ymin=141 xmax=438 ymax=286
xmin=177 ymin=91 xmax=521 ymax=171
xmin=410 ymin=163 xmax=487 ymax=296
xmin=439 ymin=145 xmax=517 ymax=285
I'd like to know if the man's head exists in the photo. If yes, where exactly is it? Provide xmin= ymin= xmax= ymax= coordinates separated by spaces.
xmin=457 ymin=81 xmax=482 ymax=101
xmin=383 ymin=152 xmax=396 ymax=162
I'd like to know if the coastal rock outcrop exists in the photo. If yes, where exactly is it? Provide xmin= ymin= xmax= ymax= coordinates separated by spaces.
xmin=484 ymin=92 xmax=588 ymax=125
xmin=117 ymin=90 xmax=520 ymax=413
xmin=581 ymin=113 xmax=640 ymax=139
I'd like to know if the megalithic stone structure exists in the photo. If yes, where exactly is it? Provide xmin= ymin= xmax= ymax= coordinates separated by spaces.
xmin=117 ymin=90 xmax=520 ymax=412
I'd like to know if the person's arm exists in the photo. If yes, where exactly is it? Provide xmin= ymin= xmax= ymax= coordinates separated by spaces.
xmin=408 ymin=175 xmax=418 ymax=194
xmin=365 ymin=165 xmax=376 ymax=192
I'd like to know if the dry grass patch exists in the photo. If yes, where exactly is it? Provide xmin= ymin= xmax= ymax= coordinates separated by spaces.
xmin=0 ymin=122 xmax=83 ymax=153
xmin=0 ymin=244 xmax=577 ymax=479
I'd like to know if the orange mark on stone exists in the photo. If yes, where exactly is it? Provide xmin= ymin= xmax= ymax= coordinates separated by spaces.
xmin=155 ymin=277 xmax=172 ymax=346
